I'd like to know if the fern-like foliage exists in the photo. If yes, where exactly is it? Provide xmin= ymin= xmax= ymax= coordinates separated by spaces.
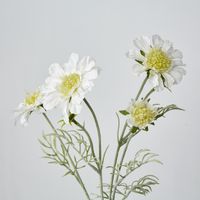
xmin=39 ymin=127 xmax=98 ymax=177
xmin=124 ymin=149 xmax=162 ymax=173
xmin=155 ymin=104 xmax=184 ymax=120
xmin=104 ymin=149 xmax=161 ymax=199
xmin=119 ymin=175 xmax=159 ymax=199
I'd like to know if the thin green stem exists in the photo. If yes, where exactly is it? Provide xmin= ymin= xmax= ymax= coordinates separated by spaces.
xmin=84 ymin=98 xmax=102 ymax=161
xmin=112 ymin=130 xmax=140 ymax=200
xmin=111 ymin=73 xmax=150 ymax=199
xmin=42 ymin=113 xmax=91 ymax=200
xmin=58 ymin=128 xmax=99 ymax=173
xmin=109 ymin=122 xmax=127 ymax=200
xmin=122 ymin=189 xmax=132 ymax=200
xmin=73 ymin=120 xmax=99 ymax=171
xmin=144 ymin=88 xmax=155 ymax=100
xmin=42 ymin=112 xmax=57 ymax=133
xmin=83 ymin=98 xmax=104 ymax=200
xmin=135 ymin=73 xmax=149 ymax=101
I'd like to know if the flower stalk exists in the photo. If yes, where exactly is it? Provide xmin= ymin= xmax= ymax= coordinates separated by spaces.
xmin=83 ymin=98 xmax=104 ymax=200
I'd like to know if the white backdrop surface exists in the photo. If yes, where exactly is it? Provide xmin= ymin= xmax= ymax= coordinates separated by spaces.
xmin=0 ymin=0 xmax=200 ymax=199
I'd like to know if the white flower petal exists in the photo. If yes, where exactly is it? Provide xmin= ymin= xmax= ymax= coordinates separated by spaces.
xmin=141 ymin=36 xmax=151 ymax=51
xmin=20 ymin=112 xmax=30 ymax=126
xmin=44 ymin=77 xmax=61 ymax=90
xmin=132 ymin=64 xmax=146 ymax=76
xmin=69 ymin=53 xmax=79 ymax=66
xmin=60 ymin=103 xmax=70 ymax=124
xmin=43 ymin=93 xmax=62 ymax=110
xmin=71 ymin=93 xmax=84 ymax=104
xmin=84 ymin=68 xmax=98 ymax=80
xmin=127 ymin=49 xmax=145 ymax=61
xmin=78 ymin=56 xmax=97 ymax=72
xmin=172 ymin=59 xmax=185 ymax=67
xmin=170 ymin=49 xmax=183 ymax=59
xmin=152 ymin=34 xmax=164 ymax=48
xmin=85 ymin=58 xmax=96 ymax=71
xmin=16 ymin=102 xmax=25 ymax=110
xmin=162 ymin=40 xmax=172 ymax=52
xmin=49 ymin=63 xmax=64 ymax=77
xmin=126 ymin=48 xmax=135 ymax=59
xmin=169 ymin=67 xmax=186 ymax=84
xmin=76 ymin=87 xmax=86 ymax=97
xmin=163 ymin=73 xmax=175 ymax=88
xmin=69 ymin=103 xmax=82 ymax=114
xmin=133 ymin=37 xmax=150 ymax=51
xmin=63 ymin=53 xmax=79 ymax=73
xmin=173 ymin=66 xmax=186 ymax=75
xmin=81 ymin=80 xmax=94 ymax=91
xmin=148 ymin=73 xmax=164 ymax=91
xmin=63 ymin=63 xmax=76 ymax=73
xmin=148 ymin=73 xmax=160 ymax=87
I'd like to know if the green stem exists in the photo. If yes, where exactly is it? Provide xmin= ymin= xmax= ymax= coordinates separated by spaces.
xmin=109 ymin=122 xmax=127 ymax=200
xmin=112 ymin=130 xmax=140 ymax=200
xmin=72 ymin=120 xmax=99 ymax=171
xmin=84 ymin=98 xmax=102 ymax=161
xmin=122 ymin=189 xmax=132 ymax=200
xmin=135 ymin=73 xmax=149 ymax=101
xmin=83 ymin=99 xmax=104 ymax=200
xmin=144 ymin=88 xmax=155 ymax=100
xmin=42 ymin=113 xmax=91 ymax=200
xmin=111 ymin=73 xmax=150 ymax=199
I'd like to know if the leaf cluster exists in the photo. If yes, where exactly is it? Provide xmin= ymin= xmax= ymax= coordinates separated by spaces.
xmin=39 ymin=128 xmax=97 ymax=177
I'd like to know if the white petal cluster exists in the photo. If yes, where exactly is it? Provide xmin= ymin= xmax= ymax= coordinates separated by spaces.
xmin=127 ymin=35 xmax=186 ymax=90
xmin=15 ymin=53 xmax=99 ymax=126
xmin=15 ymin=90 xmax=43 ymax=126
xmin=42 ymin=53 xmax=99 ymax=123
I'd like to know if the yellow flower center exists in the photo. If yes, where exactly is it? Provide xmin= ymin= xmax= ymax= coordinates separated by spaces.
xmin=146 ymin=48 xmax=171 ymax=73
xmin=131 ymin=103 xmax=156 ymax=128
xmin=59 ymin=73 xmax=80 ymax=97
xmin=25 ymin=91 xmax=40 ymax=105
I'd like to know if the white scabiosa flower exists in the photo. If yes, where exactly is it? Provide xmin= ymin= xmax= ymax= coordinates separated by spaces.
xmin=127 ymin=100 xmax=158 ymax=129
xmin=15 ymin=90 xmax=43 ymax=126
xmin=42 ymin=53 xmax=99 ymax=123
xmin=127 ymin=35 xmax=186 ymax=90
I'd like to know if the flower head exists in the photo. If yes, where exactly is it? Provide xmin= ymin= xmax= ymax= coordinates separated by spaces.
xmin=15 ymin=89 xmax=43 ymax=126
xmin=127 ymin=35 xmax=186 ymax=90
xmin=127 ymin=100 xmax=158 ymax=129
xmin=42 ymin=53 xmax=99 ymax=123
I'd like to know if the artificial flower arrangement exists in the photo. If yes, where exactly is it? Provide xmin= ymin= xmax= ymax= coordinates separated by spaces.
xmin=15 ymin=35 xmax=185 ymax=200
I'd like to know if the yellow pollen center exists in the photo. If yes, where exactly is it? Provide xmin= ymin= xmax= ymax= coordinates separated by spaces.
xmin=146 ymin=48 xmax=171 ymax=73
xmin=131 ymin=104 xmax=156 ymax=128
xmin=25 ymin=91 xmax=40 ymax=105
xmin=59 ymin=73 xmax=80 ymax=97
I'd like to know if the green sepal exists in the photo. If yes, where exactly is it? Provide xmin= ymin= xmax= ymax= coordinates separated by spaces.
xmin=119 ymin=110 xmax=129 ymax=116
xmin=144 ymin=126 xmax=149 ymax=132
xmin=135 ymin=59 xmax=143 ymax=65
xmin=131 ymin=126 xmax=138 ymax=134
xmin=69 ymin=113 xmax=76 ymax=124
xmin=140 ymin=50 xmax=145 ymax=56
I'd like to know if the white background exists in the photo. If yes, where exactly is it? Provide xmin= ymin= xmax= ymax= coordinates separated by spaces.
xmin=1 ymin=0 xmax=200 ymax=199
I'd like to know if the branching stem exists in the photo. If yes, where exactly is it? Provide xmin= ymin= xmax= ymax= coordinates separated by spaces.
xmin=42 ymin=113 xmax=91 ymax=200
xmin=83 ymin=98 xmax=104 ymax=200
xmin=135 ymin=73 xmax=149 ymax=101
xmin=109 ymin=122 xmax=127 ymax=200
